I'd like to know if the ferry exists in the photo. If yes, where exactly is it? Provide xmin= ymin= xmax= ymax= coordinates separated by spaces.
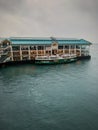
xmin=35 ymin=54 xmax=77 ymax=65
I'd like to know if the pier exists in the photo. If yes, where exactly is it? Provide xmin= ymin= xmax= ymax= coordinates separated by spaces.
xmin=0 ymin=37 xmax=92 ymax=66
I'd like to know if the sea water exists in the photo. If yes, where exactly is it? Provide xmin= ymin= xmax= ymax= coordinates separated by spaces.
xmin=0 ymin=44 xmax=98 ymax=130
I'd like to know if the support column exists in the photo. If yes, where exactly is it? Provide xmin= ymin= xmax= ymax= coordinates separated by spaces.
xmin=20 ymin=45 xmax=22 ymax=60
xmin=80 ymin=45 xmax=81 ymax=56
xmin=57 ymin=44 xmax=58 ymax=55
xmin=10 ymin=45 xmax=13 ymax=61
xmin=36 ymin=45 xmax=38 ymax=56
xmin=74 ymin=45 xmax=76 ymax=54
xmin=51 ymin=46 xmax=52 ymax=56
xmin=69 ymin=45 xmax=71 ymax=54
xmin=28 ymin=46 xmax=31 ymax=60
xmin=44 ymin=45 xmax=46 ymax=56
xmin=63 ymin=45 xmax=65 ymax=54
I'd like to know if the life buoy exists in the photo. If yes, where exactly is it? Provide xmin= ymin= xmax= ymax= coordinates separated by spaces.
xmin=38 ymin=51 xmax=41 ymax=54
xmin=31 ymin=51 xmax=35 ymax=54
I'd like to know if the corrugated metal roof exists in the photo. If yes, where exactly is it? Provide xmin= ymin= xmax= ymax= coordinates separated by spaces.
xmin=2 ymin=37 xmax=92 ymax=45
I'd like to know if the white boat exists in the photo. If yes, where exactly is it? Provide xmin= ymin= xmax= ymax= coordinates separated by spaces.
xmin=35 ymin=54 xmax=77 ymax=65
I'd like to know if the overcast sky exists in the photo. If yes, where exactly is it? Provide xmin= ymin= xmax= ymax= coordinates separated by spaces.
xmin=0 ymin=0 xmax=98 ymax=43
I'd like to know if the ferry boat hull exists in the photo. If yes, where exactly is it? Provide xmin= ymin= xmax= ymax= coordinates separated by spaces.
xmin=35 ymin=56 xmax=77 ymax=65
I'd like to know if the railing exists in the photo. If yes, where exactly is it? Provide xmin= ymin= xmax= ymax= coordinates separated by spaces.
xmin=0 ymin=54 xmax=10 ymax=63
xmin=0 ymin=46 xmax=11 ymax=63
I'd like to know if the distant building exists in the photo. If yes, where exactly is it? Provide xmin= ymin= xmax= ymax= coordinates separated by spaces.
xmin=0 ymin=37 xmax=92 ymax=65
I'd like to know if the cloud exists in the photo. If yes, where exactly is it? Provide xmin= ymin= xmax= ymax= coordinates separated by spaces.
xmin=0 ymin=0 xmax=23 ymax=14
xmin=74 ymin=0 xmax=98 ymax=22
xmin=0 ymin=0 xmax=97 ymax=42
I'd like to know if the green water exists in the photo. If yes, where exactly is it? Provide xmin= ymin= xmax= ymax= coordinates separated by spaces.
xmin=0 ymin=44 xmax=98 ymax=130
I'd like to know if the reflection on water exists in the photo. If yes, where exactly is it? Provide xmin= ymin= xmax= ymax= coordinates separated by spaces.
xmin=0 ymin=44 xmax=98 ymax=130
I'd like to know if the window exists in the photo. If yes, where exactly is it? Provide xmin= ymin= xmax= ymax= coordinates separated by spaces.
xmin=76 ymin=45 xmax=80 ymax=49
xmin=70 ymin=45 xmax=74 ymax=49
xmin=65 ymin=45 xmax=69 ymax=49
xmin=58 ymin=45 xmax=63 ymax=49
xmin=12 ymin=46 xmax=20 ymax=51
xmin=30 ymin=46 xmax=36 ymax=50
xmin=38 ymin=46 xmax=44 ymax=50
xmin=21 ymin=46 xmax=28 ymax=50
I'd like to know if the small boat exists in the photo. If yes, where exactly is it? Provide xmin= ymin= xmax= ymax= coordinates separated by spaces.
xmin=35 ymin=54 xmax=77 ymax=65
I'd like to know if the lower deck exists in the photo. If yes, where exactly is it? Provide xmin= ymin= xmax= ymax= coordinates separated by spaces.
xmin=0 ymin=43 xmax=91 ymax=65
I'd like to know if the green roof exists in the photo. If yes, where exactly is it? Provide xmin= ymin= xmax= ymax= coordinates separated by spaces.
xmin=1 ymin=37 xmax=92 ymax=45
